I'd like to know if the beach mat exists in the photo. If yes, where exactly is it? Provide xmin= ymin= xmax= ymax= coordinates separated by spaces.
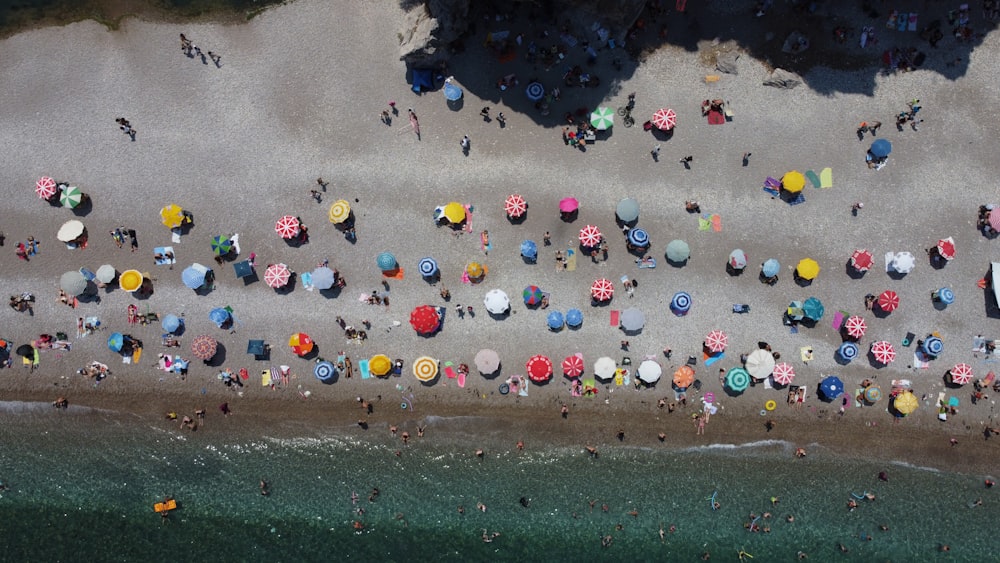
xmin=358 ymin=359 xmax=371 ymax=379
xmin=610 ymin=310 xmax=620 ymax=326
xmin=787 ymin=193 xmax=805 ymax=205
xmin=806 ymin=170 xmax=821 ymax=188
xmin=565 ymin=249 xmax=577 ymax=271
xmin=832 ymin=311 xmax=845 ymax=331
xmin=707 ymin=111 xmax=725 ymax=125
xmin=820 ymin=167 xmax=833 ymax=188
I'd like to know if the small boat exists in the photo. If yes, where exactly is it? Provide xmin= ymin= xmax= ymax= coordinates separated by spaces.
xmin=154 ymin=498 xmax=177 ymax=514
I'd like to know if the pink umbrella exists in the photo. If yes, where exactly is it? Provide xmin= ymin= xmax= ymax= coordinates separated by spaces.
xmin=877 ymin=290 xmax=899 ymax=313
xmin=559 ymin=197 xmax=579 ymax=213
xmin=844 ymin=315 xmax=867 ymax=339
xmin=264 ymin=263 xmax=291 ymax=288
xmin=651 ymin=108 xmax=677 ymax=131
xmin=949 ymin=363 xmax=973 ymax=385
xmin=772 ymin=362 xmax=796 ymax=386
xmin=35 ymin=176 xmax=57 ymax=199
xmin=850 ymin=249 xmax=874 ymax=272
xmin=591 ymin=278 xmax=614 ymax=301
xmin=579 ymin=224 xmax=602 ymax=247
xmin=562 ymin=354 xmax=584 ymax=378
xmin=504 ymin=194 xmax=527 ymax=218
xmin=871 ymin=341 xmax=896 ymax=365
xmin=275 ymin=215 xmax=300 ymax=239
xmin=936 ymin=237 xmax=956 ymax=260
xmin=704 ymin=330 xmax=728 ymax=353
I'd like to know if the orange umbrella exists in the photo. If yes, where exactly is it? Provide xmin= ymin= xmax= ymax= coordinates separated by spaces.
xmin=673 ymin=365 xmax=695 ymax=388
xmin=288 ymin=333 xmax=314 ymax=356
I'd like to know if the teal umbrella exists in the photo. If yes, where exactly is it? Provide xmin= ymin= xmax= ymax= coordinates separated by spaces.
xmin=666 ymin=240 xmax=690 ymax=262
xmin=211 ymin=235 xmax=233 ymax=255
xmin=725 ymin=367 xmax=750 ymax=393
xmin=616 ymin=198 xmax=640 ymax=223
xmin=377 ymin=252 xmax=397 ymax=272
xmin=802 ymin=297 xmax=825 ymax=320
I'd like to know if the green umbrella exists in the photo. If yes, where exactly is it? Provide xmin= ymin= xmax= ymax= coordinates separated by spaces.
xmin=666 ymin=239 xmax=690 ymax=263
xmin=211 ymin=235 xmax=233 ymax=255
xmin=590 ymin=107 xmax=614 ymax=130
xmin=60 ymin=185 xmax=83 ymax=209
xmin=725 ymin=367 xmax=750 ymax=393
xmin=802 ymin=297 xmax=825 ymax=321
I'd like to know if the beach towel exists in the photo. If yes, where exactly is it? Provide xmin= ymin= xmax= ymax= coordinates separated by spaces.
xmin=912 ymin=353 xmax=929 ymax=369
xmin=832 ymin=311 xmax=846 ymax=330
xmin=711 ymin=214 xmax=722 ymax=232
xmin=384 ymin=268 xmax=405 ymax=280
xmin=261 ymin=369 xmax=272 ymax=386
xmin=704 ymin=352 xmax=725 ymax=367
xmin=153 ymin=247 xmax=176 ymax=266
xmin=763 ymin=186 xmax=780 ymax=198
xmin=463 ymin=205 xmax=473 ymax=232
xmin=820 ymin=167 xmax=833 ymax=188
xmin=610 ymin=310 xmax=620 ymax=326
xmin=800 ymin=347 xmax=814 ymax=362
xmin=908 ymin=13 xmax=918 ymax=31
xmin=707 ymin=110 xmax=725 ymax=125
xmin=171 ymin=231 xmax=182 ymax=243
xmin=132 ymin=346 xmax=142 ymax=364
xmin=806 ymin=170 xmax=821 ymax=188
xmin=854 ymin=388 xmax=865 ymax=408
xmin=444 ymin=361 xmax=457 ymax=379
xmin=480 ymin=231 xmax=492 ymax=254
xmin=698 ymin=216 xmax=712 ymax=231
xmin=897 ymin=13 xmax=908 ymax=31
xmin=565 ymin=249 xmax=577 ymax=271
xmin=457 ymin=372 xmax=466 ymax=388
xmin=787 ymin=193 xmax=806 ymax=205
xmin=358 ymin=359 xmax=371 ymax=379
xmin=765 ymin=176 xmax=782 ymax=190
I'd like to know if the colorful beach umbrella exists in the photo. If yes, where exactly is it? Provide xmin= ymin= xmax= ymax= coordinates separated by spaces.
xmin=314 ymin=360 xmax=336 ymax=382
xmin=412 ymin=356 xmax=439 ymax=382
xmin=844 ymin=316 xmax=867 ymax=339
xmin=891 ymin=252 xmax=915 ymax=274
xmin=838 ymin=341 xmax=859 ymax=361
xmin=591 ymin=278 xmax=614 ymax=301
xmin=762 ymin=259 xmax=780 ymax=278
xmin=208 ymin=307 xmax=231 ymax=327
xmin=377 ymin=252 xmax=397 ymax=272
xmin=190 ymin=335 xmax=217 ymax=360
xmin=579 ymin=224 xmax=602 ymax=247
xmin=546 ymin=310 xmax=564 ymax=330
xmin=107 ymin=332 xmax=124 ymax=353
xmin=893 ymin=392 xmax=918 ymax=415
xmin=729 ymin=249 xmax=748 ymax=269
xmin=725 ymin=367 xmax=750 ymax=393
xmin=466 ymin=262 xmax=485 ymax=279
xmin=877 ymin=290 xmax=899 ymax=313
xmin=746 ymin=349 xmax=776 ymax=380
xmin=796 ymin=258 xmax=820 ymax=280
xmin=651 ymin=108 xmax=676 ymax=130
xmin=819 ymin=376 xmax=844 ymax=400
xmin=523 ymin=285 xmax=544 ymax=306
xmin=288 ymin=333 xmax=313 ymax=356
xmin=328 ymin=200 xmax=351 ymax=224
xmin=936 ymin=287 xmax=954 ymax=305
xmin=562 ymin=354 xmax=584 ymax=378
xmin=526 ymin=355 xmax=553 ymax=382
xmin=264 ymin=263 xmax=291 ymax=289
xmin=369 ymin=355 xmax=392 ymax=377
xmin=666 ymin=239 xmax=690 ymax=262
xmin=936 ymin=237 xmax=956 ymax=260
xmin=782 ymin=171 xmax=806 ymax=193
xmin=705 ymin=330 xmax=728 ymax=353
xmin=850 ymin=249 xmax=874 ymax=272
xmin=772 ymin=362 xmax=796 ymax=386
xmin=590 ymin=106 xmax=614 ymax=130
xmin=673 ymin=365 xmax=695 ymax=388
xmin=275 ymin=215 xmax=300 ymax=239
xmin=409 ymin=305 xmax=440 ymax=334
xmin=474 ymin=349 xmax=500 ymax=374
xmin=615 ymin=198 xmax=640 ymax=223
xmin=520 ymin=240 xmax=537 ymax=260
xmin=627 ymin=228 xmax=649 ymax=248
xmin=565 ymin=308 xmax=583 ymax=327
xmin=210 ymin=235 xmax=233 ymax=255
xmin=922 ymin=336 xmax=943 ymax=356
xmin=60 ymin=270 xmax=88 ymax=296
xmin=60 ymin=185 xmax=83 ymax=209
xmin=442 ymin=202 xmax=466 ymax=224
xmin=160 ymin=204 xmax=186 ymax=229
xmin=483 ymin=289 xmax=510 ymax=314
xmin=671 ymin=291 xmax=692 ymax=314
xmin=594 ymin=356 xmax=617 ymax=381
xmin=417 ymin=257 xmax=438 ymax=277
xmin=637 ymin=360 xmax=662 ymax=384
xmin=950 ymin=363 xmax=973 ymax=385
xmin=559 ymin=197 xmax=579 ymax=213
xmin=504 ymin=194 xmax=527 ymax=217
xmin=620 ymin=308 xmax=645 ymax=332
xmin=871 ymin=341 xmax=896 ymax=365
xmin=36 ymin=176 xmax=57 ymax=199
xmin=864 ymin=385 xmax=882 ymax=403
xmin=161 ymin=314 xmax=182 ymax=334
xmin=802 ymin=297 xmax=825 ymax=321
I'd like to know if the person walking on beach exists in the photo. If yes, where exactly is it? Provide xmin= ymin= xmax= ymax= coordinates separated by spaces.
xmin=207 ymin=51 xmax=221 ymax=67
xmin=480 ymin=107 xmax=490 ymax=121
xmin=310 ymin=189 xmax=322 ymax=203
xmin=651 ymin=144 xmax=660 ymax=161
xmin=496 ymin=112 xmax=506 ymax=127
xmin=407 ymin=108 xmax=420 ymax=139
xmin=460 ymin=135 xmax=471 ymax=153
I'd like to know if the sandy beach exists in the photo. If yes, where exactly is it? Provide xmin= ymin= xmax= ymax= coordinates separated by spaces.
xmin=2 ymin=0 xmax=1000 ymax=481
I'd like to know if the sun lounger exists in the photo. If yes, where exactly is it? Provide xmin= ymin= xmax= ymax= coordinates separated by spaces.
xmin=358 ymin=359 xmax=371 ymax=379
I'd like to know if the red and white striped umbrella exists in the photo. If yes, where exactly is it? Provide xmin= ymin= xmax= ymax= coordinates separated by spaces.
xmin=844 ymin=315 xmax=867 ymax=338
xmin=850 ymin=249 xmax=874 ymax=272
xmin=704 ymin=330 xmax=728 ymax=353
xmin=936 ymin=237 xmax=956 ymax=260
xmin=579 ymin=225 xmax=602 ymax=247
xmin=591 ymin=278 xmax=614 ymax=301
xmin=877 ymin=290 xmax=899 ymax=313
xmin=35 ymin=176 xmax=57 ymax=199
xmin=871 ymin=340 xmax=896 ymax=365
xmin=275 ymin=215 xmax=300 ymax=239
xmin=562 ymin=354 xmax=584 ymax=378
xmin=264 ymin=263 xmax=291 ymax=288
xmin=504 ymin=194 xmax=527 ymax=218
xmin=772 ymin=362 xmax=796 ymax=386
xmin=651 ymin=108 xmax=677 ymax=131
xmin=950 ymin=363 xmax=973 ymax=385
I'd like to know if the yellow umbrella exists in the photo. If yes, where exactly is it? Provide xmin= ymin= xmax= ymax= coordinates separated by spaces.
xmin=782 ymin=171 xmax=806 ymax=193
xmin=466 ymin=262 xmax=485 ymax=279
xmin=412 ymin=356 xmax=439 ymax=382
xmin=160 ymin=204 xmax=186 ymax=229
xmin=442 ymin=202 xmax=466 ymax=224
xmin=369 ymin=354 xmax=393 ymax=377
xmin=796 ymin=258 xmax=820 ymax=280
xmin=118 ymin=270 xmax=144 ymax=292
xmin=893 ymin=391 xmax=918 ymax=415
xmin=328 ymin=200 xmax=351 ymax=224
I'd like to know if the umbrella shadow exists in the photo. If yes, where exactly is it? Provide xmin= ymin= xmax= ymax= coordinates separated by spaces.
xmin=319 ymin=370 xmax=339 ymax=385
xmin=815 ymin=385 xmax=840 ymax=403
xmin=275 ymin=274 xmax=298 ymax=295
xmin=204 ymin=343 xmax=227 ymax=367
xmin=521 ymin=256 xmax=537 ymax=265
xmin=194 ymin=284 xmax=215 ymax=296
xmin=866 ymin=350 xmax=889 ymax=369
xmin=487 ymin=309 xmax=511 ymax=320
xmin=886 ymin=270 xmax=908 ymax=281
xmin=845 ymin=262 xmax=866 ymax=279
xmin=793 ymin=273 xmax=813 ymax=287
xmin=871 ymin=304 xmax=891 ymax=319
xmin=240 ymin=272 xmax=259 ymax=286
xmin=798 ymin=317 xmax=818 ymax=329
xmin=507 ymin=211 xmax=527 ymax=225
xmin=666 ymin=258 xmax=689 ymax=268
xmin=446 ymin=97 xmax=464 ymax=111
xmin=560 ymin=209 xmax=578 ymax=223
xmin=299 ymin=345 xmax=319 ymax=361
xmin=725 ymin=263 xmax=745 ymax=277
xmin=627 ymin=244 xmax=649 ymax=257
xmin=928 ymin=254 xmax=948 ymax=270
xmin=131 ymin=281 xmax=155 ymax=300
xmin=758 ymin=272 xmax=778 ymax=285
xmin=650 ymin=128 xmax=675 ymax=142
xmin=722 ymin=387 xmax=745 ymax=398
xmin=590 ymin=298 xmax=611 ymax=308
xmin=620 ymin=327 xmax=644 ymax=336
xmin=319 ymin=286 xmax=343 ymax=299
xmin=943 ymin=374 xmax=963 ymax=389
xmin=480 ymin=365 xmax=502 ymax=380
xmin=567 ymin=323 xmax=583 ymax=331
xmin=932 ymin=299 xmax=949 ymax=312
xmin=420 ymin=374 xmax=441 ymax=387
xmin=71 ymin=197 xmax=94 ymax=217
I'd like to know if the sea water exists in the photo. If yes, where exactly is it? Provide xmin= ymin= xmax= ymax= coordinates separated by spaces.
xmin=0 ymin=403 xmax=997 ymax=561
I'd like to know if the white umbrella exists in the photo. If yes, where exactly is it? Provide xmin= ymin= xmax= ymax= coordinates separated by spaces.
xmin=594 ymin=356 xmax=617 ymax=381
xmin=60 ymin=270 xmax=88 ymax=296
xmin=475 ymin=349 xmax=500 ymax=373
xmin=637 ymin=360 xmax=662 ymax=384
xmin=57 ymin=220 xmax=85 ymax=242
xmin=483 ymin=289 xmax=510 ymax=315
xmin=96 ymin=265 xmax=117 ymax=284
xmin=745 ymin=349 xmax=776 ymax=380
xmin=892 ymin=251 xmax=915 ymax=274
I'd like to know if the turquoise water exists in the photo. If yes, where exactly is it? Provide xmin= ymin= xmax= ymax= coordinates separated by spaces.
xmin=1 ymin=402 xmax=998 ymax=561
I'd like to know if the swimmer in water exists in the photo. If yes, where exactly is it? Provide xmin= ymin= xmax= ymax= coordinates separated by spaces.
xmin=627 ymin=509 xmax=639 ymax=518
xmin=259 ymin=479 xmax=270 ymax=496
xmin=477 ymin=502 xmax=487 ymax=512
xmin=865 ymin=492 xmax=876 ymax=501
xmin=659 ymin=523 xmax=665 ymax=542
xmin=351 ymin=491 xmax=359 ymax=504
xmin=786 ymin=515 xmax=795 ymax=523
xmin=516 ymin=440 xmax=524 ymax=451
xmin=847 ymin=499 xmax=858 ymax=511
xmin=879 ymin=524 xmax=889 ymax=531
xmin=519 ymin=497 xmax=531 ymax=508
xmin=797 ymin=551 xmax=808 ymax=559
xmin=457 ymin=505 xmax=465 ymax=515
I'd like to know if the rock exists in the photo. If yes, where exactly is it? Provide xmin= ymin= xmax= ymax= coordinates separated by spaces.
xmin=762 ymin=68 xmax=801 ymax=89
xmin=398 ymin=0 xmax=470 ymax=66
xmin=716 ymin=51 xmax=740 ymax=74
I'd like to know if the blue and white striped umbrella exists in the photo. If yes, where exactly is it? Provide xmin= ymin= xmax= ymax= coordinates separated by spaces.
xmin=521 ymin=240 xmax=538 ymax=260
xmin=671 ymin=292 xmax=692 ymax=314
xmin=761 ymin=259 xmax=780 ymax=278
xmin=937 ymin=287 xmax=954 ymax=305
xmin=547 ymin=310 xmax=565 ymax=330
xmin=418 ymin=257 xmax=438 ymax=277
xmin=627 ymin=228 xmax=650 ymax=248
xmin=838 ymin=341 xmax=858 ymax=361
xmin=314 ymin=361 xmax=336 ymax=382
xmin=922 ymin=336 xmax=943 ymax=356
xmin=565 ymin=308 xmax=583 ymax=327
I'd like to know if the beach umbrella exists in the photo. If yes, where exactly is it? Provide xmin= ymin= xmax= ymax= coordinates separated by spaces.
xmin=118 ymin=270 xmax=143 ymax=292
xmin=838 ymin=341 xmax=859 ymax=361
xmin=36 ymin=176 xmax=57 ymax=199
xmin=288 ymin=333 xmax=314 ymax=356
xmin=442 ymin=202 xmax=466 ymax=224
xmin=418 ymin=257 xmax=439 ymax=277
xmin=562 ymin=353 xmax=584 ymax=378
xmin=369 ymin=355 xmax=392 ymax=377
xmin=745 ymin=349 xmax=776 ymax=379
xmin=264 ymin=263 xmax=291 ymax=288
xmin=466 ymin=262 xmax=485 ymax=279
xmin=850 ymin=249 xmax=874 ymax=272
xmin=871 ymin=341 xmax=896 ymax=365
xmin=590 ymin=106 xmax=614 ymax=130
xmin=483 ymin=289 xmax=510 ymax=314
xmin=870 ymin=138 xmax=892 ymax=158
xmin=627 ymin=228 xmax=650 ymax=248
xmin=60 ymin=270 xmax=88 ymax=296
xmin=520 ymin=240 xmax=537 ymax=260
xmin=877 ymin=290 xmax=899 ymax=313
xmin=673 ymin=365 xmax=695 ymax=389
xmin=864 ymin=385 xmax=882 ymax=403
xmin=56 ymin=220 xmax=85 ymax=242
xmin=844 ymin=315 xmax=867 ymax=338
xmin=772 ymin=362 xmax=796 ymax=386
xmin=311 ymin=267 xmax=336 ymax=290
xmin=620 ymin=308 xmax=645 ymax=332
xmin=802 ymin=297 xmax=825 ymax=321
xmin=950 ymin=363 xmax=974 ymax=385
xmin=523 ymin=285 xmax=544 ymax=306
xmin=705 ymin=330 xmax=728 ymax=353
xmin=526 ymin=355 xmax=553 ymax=382
xmin=591 ymin=278 xmax=614 ymax=301
xmin=474 ymin=349 xmax=500 ymax=374
xmin=412 ymin=356 xmax=439 ymax=382
xmin=409 ymin=305 xmax=441 ymax=334
xmin=107 ymin=332 xmax=124 ymax=353
xmin=729 ymin=249 xmax=748 ymax=269
xmin=443 ymin=80 xmax=463 ymax=101
xmin=377 ymin=252 xmax=397 ymax=272
xmin=161 ymin=314 xmax=182 ymax=334
xmin=893 ymin=392 xmax=918 ymax=415
xmin=671 ymin=292 xmax=693 ymax=316
xmin=616 ymin=198 xmax=640 ymax=223
xmin=60 ymin=185 xmax=83 ymax=208
xmin=209 ymin=307 xmax=231 ymax=328
xmin=547 ymin=310 xmax=565 ymax=330
xmin=936 ymin=287 xmax=954 ymax=305
xmin=190 ymin=335 xmax=217 ymax=360
xmin=275 ymin=215 xmax=300 ymax=238
xmin=182 ymin=265 xmax=207 ymax=289
xmin=594 ymin=356 xmax=617 ymax=381
xmin=651 ymin=108 xmax=677 ymax=130
xmin=725 ymin=367 xmax=750 ymax=393
xmin=922 ymin=336 xmax=943 ymax=356
xmin=819 ymin=376 xmax=844 ymax=400
xmin=96 ymin=264 xmax=116 ymax=284
xmin=328 ymin=200 xmax=351 ymax=224
xmin=637 ymin=360 xmax=662 ymax=384
xmin=504 ymin=194 xmax=527 ymax=218
xmin=565 ymin=308 xmax=583 ymax=327
xmin=160 ymin=204 xmax=186 ymax=229
xmin=314 ymin=360 xmax=336 ymax=382
xmin=525 ymin=81 xmax=544 ymax=101
xmin=936 ymin=237 xmax=956 ymax=260
xmin=762 ymin=259 xmax=780 ymax=278
xmin=781 ymin=171 xmax=806 ymax=193
xmin=210 ymin=235 xmax=233 ymax=255
xmin=666 ymin=239 xmax=690 ymax=262
xmin=559 ymin=197 xmax=579 ymax=214
xmin=579 ymin=225 xmax=602 ymax=247
xmin=796 ymin=258 xmax=820 ymax=280
xmin=892 ymin=252 xmax=915 ymax=274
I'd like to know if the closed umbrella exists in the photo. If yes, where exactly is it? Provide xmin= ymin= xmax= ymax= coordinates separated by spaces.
xmin=60 ymin=185 xmax=83 ymax=209
xmin=620 ymin=308 xmax=645 ymax=332
xmin=762 ymin=259 xmax=780 ymax=278
xmin=725 ymin=367 xmax=750 ymax=393
xmin=819 ymin=376 xmax=844 ymax=400
xmin=936 ymin=237 xmax=956 ymax=260
xmin=877 ymin=290 xmax=899 ymax=313
xmin=579 ymin=225 xmax=602 ymax=247
xmin=60 ymin=270 xmax=88 ymax=296
xmin=615 ymin=198 xmax=640 ymax=223
xmin=209 ymin=308 xmax=231 ymax=327
xmin=504 ymin=194 xmax=527 ymax=218
xmin=412 ymin=356 xmax=439 ymax=382
xmin=161 ymin=314 xmax=182 ymax=334
xmin=418 ymin=257 xmax=438 ymax=277
xmin=651 ymin=108 xmax=677 ymax=130
xmin=772 ymin=362 xmax=796 ymax=385
xmin=562 ymin=354 xmax=584 ymax=378
xmin=264 ymin=263 xmax=291 ymax=289
xmin=922 ymin=336 xmax=943 ymax=356
xmin=311 ymin=267 xmax=336 ymax=290
xmin=745 ymin=349 xmax=775 ymax=379
xmin=483 ymin=289 xmax=510 ymax=314
xmin=474 ymin=349 xmax=500 ymax=374
xmin=590 ymin=107 xmax=614 ymax=130
xmin=871 ymin=341 xmax=896 ymax=365
xmin=314 ymin=361 xmax=336 ymax=382
xmin=781 ymin=171 xmax=806 ymax=193
xmin=802 ymin=297 xmax=825 ymax=321
xmin=565 ymin=308 xmax=583 ymax=327
xmin=729 ymin=249 xmax=748 ymax=269
xmin=547 ymin=310 xmax=565 ymax=330
xmin=190 ymin=335 xmax=217 ymax=360
xmin=289 ymin=333 xmax=314 ymax=356
xmin=520 ymin=240 xmax=537 ymax=260
xmin=594 ymin=356 xmax=617 ymax=381
xmin=409 ymin=305 xmax=441 ymax=334
xmin=870 ymin=138 xmax=892 ymax=158
xmin=892 ymin=252 xmax=915 ymax=274
xmin=328 ymin=200 xmax=351 ymax=224
xmin=838 ymin=341 xmax=859 ymax=361
xmin=182 ymin=265 xmax=208 ymax=289
xmin=705 ymin=330 xmax=728 ymax=353
xmin=627 ymin=228 xmax=649 ymax=248
xmin=559 ymin=197 xmax=579 ymax=214
xmin=844 ymin=316 xmax=867 ymax=338
xmin=893 ymin=392 xmax=918 ymax=415
xmin=377 ymin=252 xmax=397 ymax=272
xmin=591 ymin=278 xmax=614 ymax=301
xmin=666 ymin=239 xmax=690 ymax=262
xmin=275 ymin=215 xmax=300 ymax=238
xmin=526 ymin=355 xmax=553 ymax=382
xmin=950 ymin=363 xmax=973 ymax=385
xmin=523 ymin=285 xmax=544 ymax=306
xmin=96 ymin=264 xmax=117 ymax=284
xmin=796 ymin=258 xmax=820 ymax=280
xmin=637 ymin=360 xmax=662 ymax=384
xmin=850 ymin=249 xmax=874 ymax=272
xmin=673 ymin=365 xmax=695 ymax=388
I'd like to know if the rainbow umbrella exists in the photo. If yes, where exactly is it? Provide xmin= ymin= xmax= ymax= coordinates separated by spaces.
xmin=523 ymin=285 xmax=544 ymax=306
xmin=864 ymin=385 xmax=882 ymax=403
